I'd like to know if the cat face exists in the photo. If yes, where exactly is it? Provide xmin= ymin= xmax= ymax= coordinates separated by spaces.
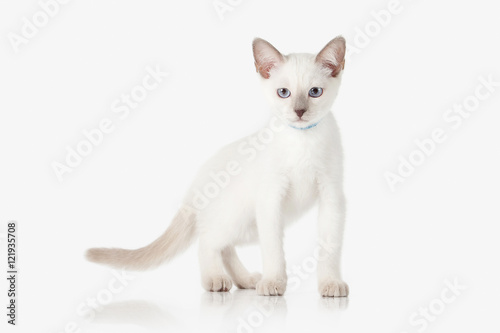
xmin=253 ymin=37 xmax=346 ymax=129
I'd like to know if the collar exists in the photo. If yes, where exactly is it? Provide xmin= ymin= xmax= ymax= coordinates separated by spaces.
xmin=288 ymin=121 xmax=320 ymax=130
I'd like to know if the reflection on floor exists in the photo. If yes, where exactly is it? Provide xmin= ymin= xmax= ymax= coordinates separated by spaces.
xmin=88 ymin=289 xmax=349 ymax=332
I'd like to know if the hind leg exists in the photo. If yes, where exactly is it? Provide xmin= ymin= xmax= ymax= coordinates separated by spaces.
xmin=199 ymin=238 xmax=233 ymax=292
xmin=222 ymin=246 xmax=261 ymax=289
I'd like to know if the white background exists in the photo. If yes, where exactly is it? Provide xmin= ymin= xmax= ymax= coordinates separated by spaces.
xmin=1 ymin=0 xmax=499 ymax=332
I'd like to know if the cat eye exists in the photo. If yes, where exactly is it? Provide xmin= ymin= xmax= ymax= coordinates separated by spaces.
xmin=309 ymin=87 xmax=323 ymax=98
xmin=277 ymin=88 xmax=291 ymax=98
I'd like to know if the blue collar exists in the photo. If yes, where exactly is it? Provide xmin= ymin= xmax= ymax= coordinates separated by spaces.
xmin=288 ymin=121 xmax=320 ymax=130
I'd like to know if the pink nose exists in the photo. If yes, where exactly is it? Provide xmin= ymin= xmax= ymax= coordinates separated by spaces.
xmin=295 ymin=109 xmax=306 ymax=118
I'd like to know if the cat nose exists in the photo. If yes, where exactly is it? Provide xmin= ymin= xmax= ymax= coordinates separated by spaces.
xmin=295 ymin=109 xmax=307 ymax=118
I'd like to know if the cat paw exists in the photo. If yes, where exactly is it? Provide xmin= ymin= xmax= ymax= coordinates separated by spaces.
xmin=256 ymin=278 xmax=287 ymax=296
xmin=202 ymin=274 xmax=233 ymax=292
xmin=318 ymin=278 xmax=349 ymax=297
xmin=234 ymin=272 xmax=262 ymax=289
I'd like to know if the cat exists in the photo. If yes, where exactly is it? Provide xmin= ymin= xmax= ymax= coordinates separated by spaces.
xmin=86 ymin=36 xmax=349 ymax=297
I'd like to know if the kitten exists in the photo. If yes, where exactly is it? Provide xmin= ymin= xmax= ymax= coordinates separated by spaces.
xmin=87 ymin=36 xmax=349 ymax=297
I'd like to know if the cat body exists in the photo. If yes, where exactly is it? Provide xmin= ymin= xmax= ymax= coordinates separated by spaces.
xmin=87 ymin=37 xmax=349 ymax=297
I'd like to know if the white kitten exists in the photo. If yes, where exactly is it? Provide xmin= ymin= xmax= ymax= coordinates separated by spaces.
xmin=87 ymin=37 xmax=349 ymax=297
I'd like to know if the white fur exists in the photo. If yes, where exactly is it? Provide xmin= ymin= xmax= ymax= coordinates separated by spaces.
xmin=86 ymin=37 xmax=348 ymax=297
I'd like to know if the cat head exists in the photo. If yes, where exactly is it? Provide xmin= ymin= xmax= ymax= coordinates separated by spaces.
xmin=252 ymin=37 xmax=346 ymax=129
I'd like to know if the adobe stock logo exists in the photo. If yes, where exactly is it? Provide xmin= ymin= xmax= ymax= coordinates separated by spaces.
xmin=345 ymin=0 xmax=403 ymax=61
xmin=187 ymin=117 xmax=285 ymax=212
xmin=399 ymin=278 xmax=466 ymax=333
xmin=213 ymin=0 xmax=244 ymax=21
xmin=7 ymin=0 xmax=72 ymax=53
xmin=51 ymin=65 xmax=168 ymax=182
xmin=54 ymin=270 xmax=136 ymax=333
xmin=385 ymin=74 xmax=499 ymax=192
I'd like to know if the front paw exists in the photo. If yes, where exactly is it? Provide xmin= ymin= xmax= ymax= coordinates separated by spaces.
xmin=256 ymin=278 xmax=287 ymax=296
xmin=202 ymin=274 xmax=233 ymax=292
xmin=318 ymin=279 xmax=349 ymax=297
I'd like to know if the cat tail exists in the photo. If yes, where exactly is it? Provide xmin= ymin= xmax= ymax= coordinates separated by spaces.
xmin=85 ymin=206 xmax=197 ymax=271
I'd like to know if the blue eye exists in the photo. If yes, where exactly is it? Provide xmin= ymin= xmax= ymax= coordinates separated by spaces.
xmin=309 ymin=87 xmax=323 ymax=98
xmin=277 ymin=88 xmax=291 ymax=98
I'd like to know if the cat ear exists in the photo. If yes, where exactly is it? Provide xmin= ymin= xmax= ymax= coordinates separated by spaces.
xmin=252 ymin=38 xmax=285 ymax=79
xmin=316 ymin=36 xmax=346 ymax=77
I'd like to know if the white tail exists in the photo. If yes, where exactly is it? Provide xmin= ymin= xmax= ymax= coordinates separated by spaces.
xmin=86 ymin=207 xmax=197 ymax=270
